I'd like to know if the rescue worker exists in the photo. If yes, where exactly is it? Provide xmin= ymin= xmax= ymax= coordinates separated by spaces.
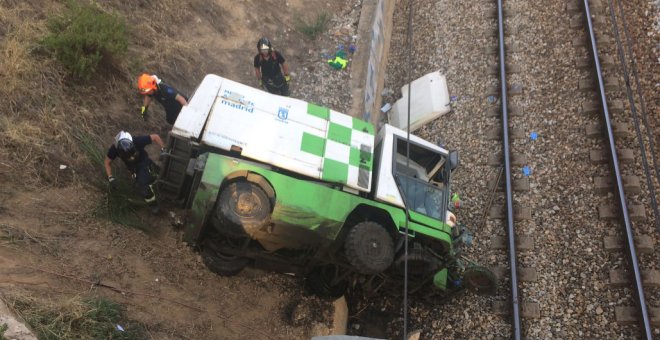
xmin=254 ymin=37 xmax=291 ymax=96
xmin=104 ymin=131 xmax=166 ymax=214
xmin=137 ymin=73 xmax=188 ymax=125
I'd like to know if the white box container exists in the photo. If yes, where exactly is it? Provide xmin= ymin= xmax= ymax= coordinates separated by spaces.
xmin=389 ymin=71 xmax=451 ymax=132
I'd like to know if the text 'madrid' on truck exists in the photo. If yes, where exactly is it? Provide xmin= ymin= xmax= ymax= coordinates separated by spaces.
xmin=158 ymin=74 xmax=496 ymax=299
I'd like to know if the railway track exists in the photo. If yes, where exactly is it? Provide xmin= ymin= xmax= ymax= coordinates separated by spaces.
xmin=484 ymin=0 xmax=660 ymax=338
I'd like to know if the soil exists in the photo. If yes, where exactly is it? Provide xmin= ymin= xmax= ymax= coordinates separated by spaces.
xmin=0 ymin=0 xmax=359 ymax=339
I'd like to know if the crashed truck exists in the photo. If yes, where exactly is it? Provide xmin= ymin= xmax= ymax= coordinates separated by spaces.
xmin=158 ymin=74 xmax=495 ymax=298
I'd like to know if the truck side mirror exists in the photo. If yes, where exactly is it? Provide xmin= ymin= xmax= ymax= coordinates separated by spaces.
xmin=449 ymin=151 xmax=459 ymax=171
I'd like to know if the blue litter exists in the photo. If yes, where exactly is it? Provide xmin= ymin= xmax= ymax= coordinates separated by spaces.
xmin=530 ymin=131 xmax=538 ymax=140
xmin=348 ymin=44 xmax=357 ymax=53
xmin=116 ymin=324 xmax=125 ymax=332
xmin=522 ymin=166 xmax=531 ymax=177
xmin=337 ymin=44 xmax=344 ymax=51
xmin=487 ymin=95 xmax=497 ymax=103
xmin=450 ymin=95 xmax=458 ymax=102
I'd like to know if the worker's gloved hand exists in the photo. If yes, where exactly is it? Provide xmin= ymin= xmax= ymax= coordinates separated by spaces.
xmin=159 ymin=148 xmax=168 ymax=161
xmin=140 ymin=106 xmax=149 ymax=121
xmin=108 ymin=176 xmax=117 ymax=190
xmin=284 ymin=75 xmax=291 ymax=83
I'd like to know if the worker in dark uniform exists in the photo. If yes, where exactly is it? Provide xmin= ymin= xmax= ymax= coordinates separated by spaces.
xmin=104 ymin=131 xmax=166 ymax=214
xmin=254 ymin=37 xmax=291 ymax=96
xmin=137 ymin=73 xmax=188 ymax=125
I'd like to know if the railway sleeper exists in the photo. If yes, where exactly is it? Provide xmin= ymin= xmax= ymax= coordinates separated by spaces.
xmin=586 ymin=122 xmax=631 ymax=138
xmin=566 ymin=0 xmax=605 ymax=15
xmin=608 ymin=269 xmax=660 ymax=288
xmin=487 ymin=152 xmax=526 ymax=166
xmin=486 ymin=83 xmax=523 ymax=97
xmin=487 ymin=104 xmax=524 ymax=117
xmin=569 ymin=14 xmax=607 ymax=29
xmin=490 ymin=235 xmax=534 ymax=251
xmin=487 ymin=63 xmax=521 ymax=75
xmin=589 ymin=148 xmax=634 ymax=164
xmin=489 ymin=204 xmax=532 ymax=220
xmin=603 ymin=234 xmax=654 ymax=254
xmin=580 ymin=99 xmax=624 ymax=114
xmin=486 ymin=177 xmax=530 ymax=192
xmin=598 ymin=204 xmax=645 ymax=221
xmin=614 ymin=306 xmax=660 ymax=327
xmin=492 ymin=301 xmax=541 ymax=319
xmin=491 ymin=265 xmax=538 ymax=282
xmin=593 ymin=175 xmax=641 ymax=194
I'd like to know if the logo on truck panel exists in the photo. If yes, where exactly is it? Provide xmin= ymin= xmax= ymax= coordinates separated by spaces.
xmin=221 ymin=90 xmax=255 ymax=113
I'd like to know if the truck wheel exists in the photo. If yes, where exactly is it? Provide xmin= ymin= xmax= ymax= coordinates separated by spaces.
xmin=345 ymin=222 xmax=394 ymax=274
xmin=305 ymin=265 xmax=348 ymax=299
xmin=393 ymin=248 xmax=438 ymax=276
xmin=202 ymin=244 xmax=249 ymax=277
xmin=463 ymin=266 xmax=497 ymax=295
xmin=216 ymin=181 xmax=271 ymax=236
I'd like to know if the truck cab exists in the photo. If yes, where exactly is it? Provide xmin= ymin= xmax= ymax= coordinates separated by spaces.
xmin=158 ymin=74 xmax=494 ymax=298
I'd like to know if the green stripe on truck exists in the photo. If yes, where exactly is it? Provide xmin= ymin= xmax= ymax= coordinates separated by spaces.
xmin=301 ymin=132 xmax=326 ymax=157
xmin=307 ymin=103 xmax=330 ymax=120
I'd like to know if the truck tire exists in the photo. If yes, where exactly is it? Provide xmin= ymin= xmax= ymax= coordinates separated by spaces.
xmin=393 ymin=247 xmax=438 ymax=276
xmin=345 ymin=222 xmax=394 ymax=274
xmin=305 ymin=265 xmax=348 ymax=299
xmin=216 ymin=181 xmax=271 ymax=237
xmin=202 ymin=244 xmax=249 ymax=277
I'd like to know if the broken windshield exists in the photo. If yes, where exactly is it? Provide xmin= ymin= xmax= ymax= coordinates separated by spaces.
xmin=393 ymin=138 xmax=449 ymax=220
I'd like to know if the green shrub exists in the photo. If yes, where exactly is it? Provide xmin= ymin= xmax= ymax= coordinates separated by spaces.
xmin=41 ymin=1 xmax=127 ymax=80
xmin=0 ymin=323 xmax=8 ymax=340
xmin=295 ymin=12 xmax=330 ymax=39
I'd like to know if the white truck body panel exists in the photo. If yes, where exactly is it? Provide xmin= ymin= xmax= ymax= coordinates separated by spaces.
xmin=389 ymin=71 xmax=451 ymax=132
xmin=172 ymin=74 xmax=375 ymax=192
xmin=171 ymin=75 xmax=223 ymax=140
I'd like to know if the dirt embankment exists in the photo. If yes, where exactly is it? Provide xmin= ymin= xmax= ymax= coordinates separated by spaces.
xmin=0 ymin=0 xmax=360 ymax=339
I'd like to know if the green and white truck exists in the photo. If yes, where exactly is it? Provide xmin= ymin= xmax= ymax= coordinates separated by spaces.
xmin=159 ymin=74 xmax=494 ymax=298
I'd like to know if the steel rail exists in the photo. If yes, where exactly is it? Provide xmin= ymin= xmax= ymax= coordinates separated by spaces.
xmin=497 ymin=0 xmax=521 ymax=338
xmin=582 ymin=0 xmax=652 ymax=338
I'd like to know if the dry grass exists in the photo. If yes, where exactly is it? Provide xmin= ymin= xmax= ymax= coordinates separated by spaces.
xmin=4 ymin=293 xmax=145 ymax=339
xmin=0 ymin=1 xmax=206 ymax=190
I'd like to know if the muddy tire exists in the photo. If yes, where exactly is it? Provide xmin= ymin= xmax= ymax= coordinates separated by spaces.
xmin=345 ymin=222 xmax=394 ymax=274
xmin=215 ymin=181 xmax=271 ymax=237
xmin=202 ymin=244 xmax=249 ymax=277
xmin=463 ymin=266 xmax=497 ymax=295
xmin=305 ymin=265 xmax=348 ymax=299
xmin=393 ymin=247 xmax=438 ymax=276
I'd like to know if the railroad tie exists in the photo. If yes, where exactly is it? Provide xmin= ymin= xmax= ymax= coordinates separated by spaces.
xmin=492 ymin=301 xmax=541 ymax=319
xmin=585 ymin=122 xmax=631 ymax=138
xmin=589 ymin=148 xmax=634 ymax=164
xmin=615 ymin=306 xmax=660 ymax=327
xmin=598 ymin=204 xmax=646 ymax=221
xmin=492 ymin=265 xmax=538 ymax=282
xmin=593 ymin=175 xmax=641 ymax=194
xmin=603 ymin=234 xmax=654 ymax=254
xmin=490 ymin=235 xmax=534 ymax=251
xmin=487 ymin=152 xmax=527 ymax=166
xmin=486 ymin=177 xmax=530 ymax=192
xmin=608 ymin=269 xmax=660 ymax=288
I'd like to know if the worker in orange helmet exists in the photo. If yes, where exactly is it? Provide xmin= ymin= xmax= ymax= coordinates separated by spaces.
xmin=137 ymin=73 xmax=188 ymax=125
